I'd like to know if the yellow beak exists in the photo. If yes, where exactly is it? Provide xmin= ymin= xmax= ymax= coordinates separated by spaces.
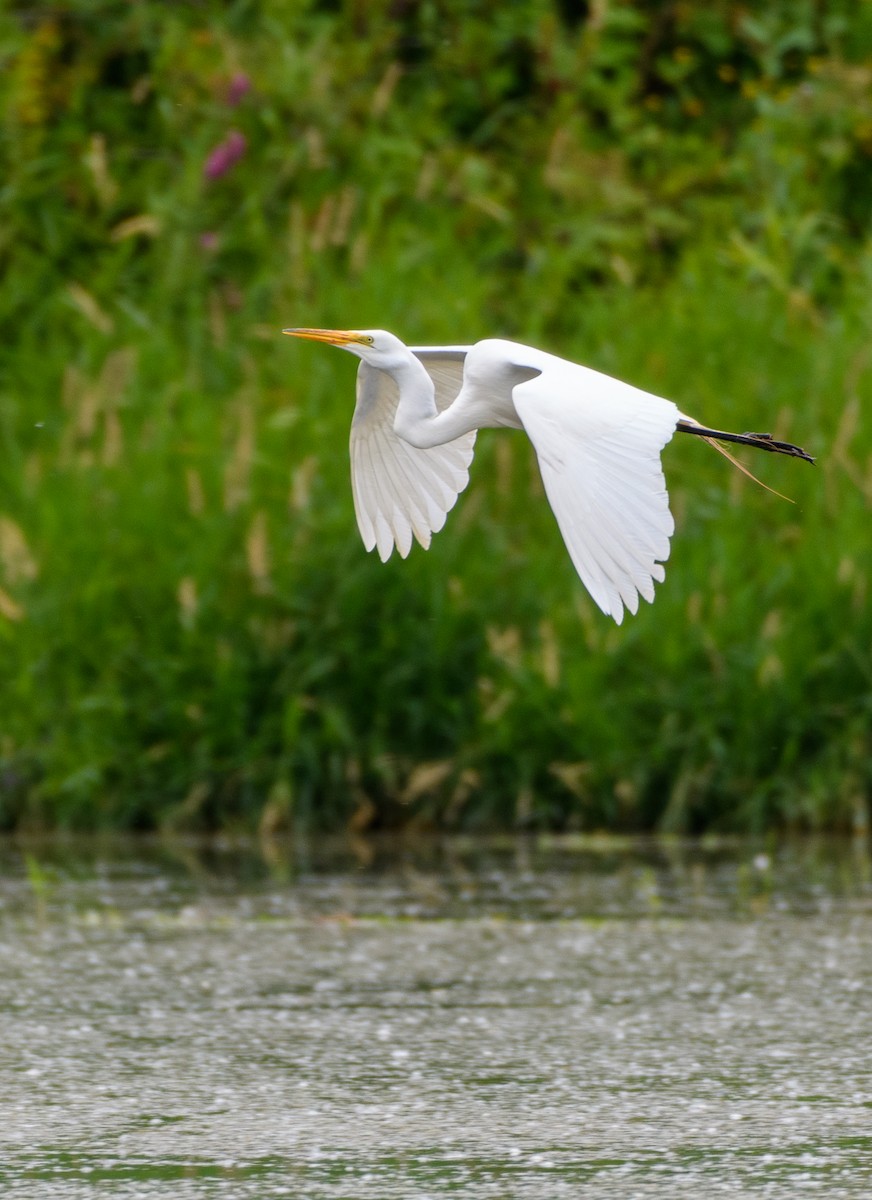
xmin=282 ymin=328 xmax=369 ymax=346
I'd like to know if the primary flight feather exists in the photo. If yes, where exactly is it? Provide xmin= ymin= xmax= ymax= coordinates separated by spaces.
xmin=284 ymin=328 xmax=813 ymax=624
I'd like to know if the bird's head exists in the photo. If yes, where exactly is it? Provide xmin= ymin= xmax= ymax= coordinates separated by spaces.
xmin=283 ymin=327 xmax=407 ymax=369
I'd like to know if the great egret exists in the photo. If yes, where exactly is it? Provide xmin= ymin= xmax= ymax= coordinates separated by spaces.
xmin=284 ymin=328 xmax=813 ymax=623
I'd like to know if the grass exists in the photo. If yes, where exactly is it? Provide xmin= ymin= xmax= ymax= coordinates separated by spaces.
xmin=2 ymin=257 xmax=870 ymax=835
xmin=1 ymin=2 xmax=871 ymax=833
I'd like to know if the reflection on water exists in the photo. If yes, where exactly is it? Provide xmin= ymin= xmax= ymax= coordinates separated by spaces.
xmin=4 ymin=834 xmax=872 ymax=923
xmin=1 ymin=837 xmax=871 ymax=1198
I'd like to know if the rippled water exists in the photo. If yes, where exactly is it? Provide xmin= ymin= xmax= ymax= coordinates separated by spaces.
xmin=2 ymin=837 xmax=871 ymax=1197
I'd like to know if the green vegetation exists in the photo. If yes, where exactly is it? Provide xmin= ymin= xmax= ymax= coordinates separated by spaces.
xmin=1 ymin=1 xmax=871 ymax=834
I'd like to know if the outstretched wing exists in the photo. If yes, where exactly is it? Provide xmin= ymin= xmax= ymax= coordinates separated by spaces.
xmin=350 ymin=348 xmax=474 ymax=561
xmin=513 ymin=366 xmax=679 ymax=624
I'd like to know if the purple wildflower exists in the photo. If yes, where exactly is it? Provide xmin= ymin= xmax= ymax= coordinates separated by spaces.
xmin=226 ymin=73 xmax=251 ymax=106
xmin=204 ymin=130 xmax=247 ymax=181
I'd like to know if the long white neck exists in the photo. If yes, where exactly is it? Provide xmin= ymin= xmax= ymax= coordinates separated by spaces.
xmin=389 ymin=356 xmax=475 ymax=449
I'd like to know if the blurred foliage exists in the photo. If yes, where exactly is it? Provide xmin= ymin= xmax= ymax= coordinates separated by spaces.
xmin=0 ymin=0 xmax=871 ymax=834
xmin=3 ymin=0 xmax=872 ymax=322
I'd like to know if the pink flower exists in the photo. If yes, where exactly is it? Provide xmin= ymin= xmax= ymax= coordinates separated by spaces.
xmin=204 ymin=130 xmax=247 ymax=180
xmin=226 ymin=73 xmax=251 ymax=106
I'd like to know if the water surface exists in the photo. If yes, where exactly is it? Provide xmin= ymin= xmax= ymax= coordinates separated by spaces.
xmin=2 ymin=837 xmax=871 ymax=1197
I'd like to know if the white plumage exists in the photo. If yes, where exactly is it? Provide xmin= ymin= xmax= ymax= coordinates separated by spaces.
xmin=350 ymin=351 xmax=473 ymax=561
xmin=284 ymin=328 xmax=813 ymax=624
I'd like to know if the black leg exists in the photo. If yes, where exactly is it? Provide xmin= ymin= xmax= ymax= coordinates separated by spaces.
xmin=676 ymin=420 xmax=815 ymax=464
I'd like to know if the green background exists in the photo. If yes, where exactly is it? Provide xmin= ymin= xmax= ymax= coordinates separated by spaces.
xmin=1 ymin=0 xmax=870 ymax=834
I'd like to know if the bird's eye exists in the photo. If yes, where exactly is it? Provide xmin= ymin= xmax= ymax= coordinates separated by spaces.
xmin=364 ymin=336 xmax=374 ymax=345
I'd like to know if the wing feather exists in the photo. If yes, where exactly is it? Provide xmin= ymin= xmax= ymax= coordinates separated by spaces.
xmin=349 ymin=350 xmax=475 ymax=561
xmin=513 ymin=370 xmax=679 ymax=624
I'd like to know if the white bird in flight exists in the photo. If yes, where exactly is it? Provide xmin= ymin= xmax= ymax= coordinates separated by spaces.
xmin=284 ymin=328 xmax=813 ymax=624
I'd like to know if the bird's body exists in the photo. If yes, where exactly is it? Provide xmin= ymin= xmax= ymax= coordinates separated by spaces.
xmin=285 ymin=328 xmax=813 ymax=623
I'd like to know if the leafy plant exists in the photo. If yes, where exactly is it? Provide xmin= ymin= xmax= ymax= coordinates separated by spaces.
xmin=0 ymin=1 xmax=870 ymax=834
